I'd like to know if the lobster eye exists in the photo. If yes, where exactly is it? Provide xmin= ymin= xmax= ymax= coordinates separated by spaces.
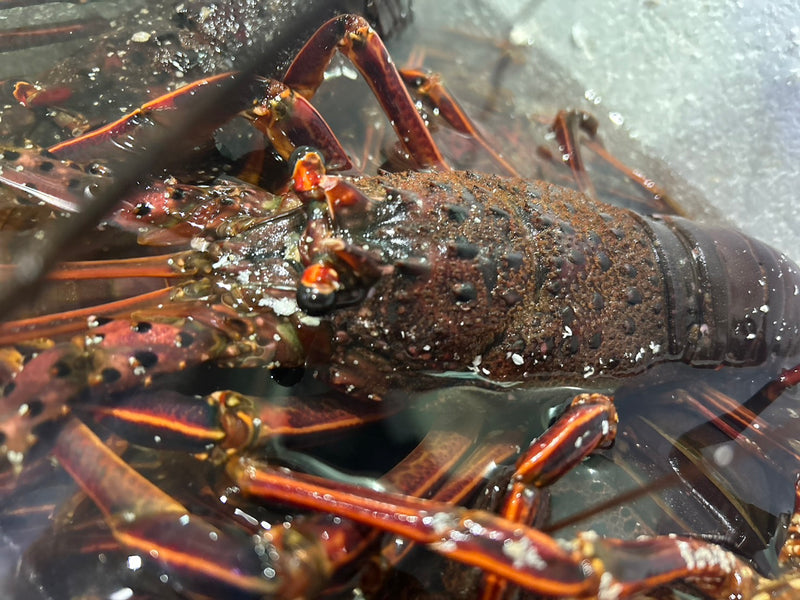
xmin=297 ymin=284 xmax=337 ymax=315
xmin=297 ymin=262 xmax=340 ymax=315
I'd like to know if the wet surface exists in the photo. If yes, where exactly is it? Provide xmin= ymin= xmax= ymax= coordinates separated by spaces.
xmin=457 ymin=0 xmax=800 ymax=263
xmin=0 ymin=1 xmax=798 ymax=599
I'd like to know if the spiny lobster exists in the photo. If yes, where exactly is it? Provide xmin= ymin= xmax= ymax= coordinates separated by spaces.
xmin=0 ymin=8 xmax=799 ymax=600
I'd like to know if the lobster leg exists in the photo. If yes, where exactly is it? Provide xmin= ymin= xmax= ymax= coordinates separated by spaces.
xmin=550 ymin=109 xmax=600 ymax=200
xmin=51 ymin=400 xmax=494 ymax=596
xmin=581 ymin=137 xmax=679 ymax=213
xmin=229 ymin=455 xmax=598 ymax=597
xmin=398 ymin=67 xmax=521 ymax=177
xmin=673 ymin=380 xmax=800 ymax=469
xmin=228 ymin=452 xmax=777 ymax=598
xmin=292 ymin=414 xmax=487 ymax=592
xmin=0 ymin=287 xmax=176 ymax=344
xmin=316 ymin=427 xmax=525 ymax=596
xmin=658 ymin=365 xmax=800 ymax=509
xmin=547 ymin=109 xmax=680 ymax=214
xmin=0 ymin=17 xmax=107 ymax=53
xmin=243 ymin=78 xmax=353 ymax=171
xmin=509 ymin=393 xmax=618 ymax=489
xmin=51 ymin=417 xmax=326 ymax=599
xmin=77 ymin=388 xmax=407 ymax=457
xmin=0 ymin=146 xmax=299 ymax=243
xmin=282 ymin=14 xmax=447 ymax=170
xmin=378 ymin=429 xmax=525 ymax=567
xmin=0 ymin=304 xmax=305 ymax=461
xmin=44 ymin=72 xmax=239 ymax=162
xmin=479 ymin=393 xmax=617 ymax=600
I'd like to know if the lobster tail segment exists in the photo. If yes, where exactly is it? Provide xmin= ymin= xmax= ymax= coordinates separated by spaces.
xmin=649 ymin=216 xmax=800 ymax=366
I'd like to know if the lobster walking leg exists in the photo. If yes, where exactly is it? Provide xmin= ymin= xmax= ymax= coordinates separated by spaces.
xmin=229 ymin=451 xmax=781 ymax=598
xmin=287 ymin=415 xmax=487 ymax=592
xmin=550 ymin=110 xmax=600 ymax=200
xmin=399 ymin=67 xmax=521 ymax=177
xmin=0 ymin=17 xmax=107 ymax=53
xmin=51 ymin=418 xmax=326 ymax=599
xmin=47 ymin=402 xmax=496 ymax=597
xmin=0 ymin=303 xmax=305 ymax=460
xmin=481 ymin=393 xmax=617 ymax=599
xmin=377 ymin=429 xmax=528 ymax=595
xmin=282 ymin=14 xmax=447 ymax=170
xmin=0 ymin=287 xmax=175 ymax=344
xmin=45 ymin=73 xmax=239 ymax=162
xmin=510 ymin=393 xmax=618 ymax=488
xmin=229 ymin=456 xmax=599 ymax=597
xmin=536 ymin=109 xmax=679 ymax=214
xmin=243 ymin=78 xmax=353 ymax=171
xmin=79 ymin=388 xmax=407 ymax=457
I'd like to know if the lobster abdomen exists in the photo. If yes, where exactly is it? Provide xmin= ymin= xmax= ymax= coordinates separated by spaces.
xmin=649 ymin=216 xmax=800 ymax=366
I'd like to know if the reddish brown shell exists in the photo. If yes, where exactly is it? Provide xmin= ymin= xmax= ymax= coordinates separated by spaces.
xmin=323 ymin=170 xmax=669 ymax=394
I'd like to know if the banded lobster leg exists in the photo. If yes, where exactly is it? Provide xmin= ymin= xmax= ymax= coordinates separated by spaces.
xmin=396 ymin=62 xmax=682 ymax=215
xmin=229 ymin=449 xmax=785 ymax=598
xmin=477 ymin=393 xmax=618 ymax=600
xmin=14 ymin=13 xmax=446 ymax=172
xmin=665 ymin=364 xmax=800 ymax=472
xmin=397 ymin=65 xmax=522 ymax=177
xmin=0 ymin=384 xmax=410 ymax=538
xmin=38 ymin=72 xmax=354 ymax=171
xmin=52 ymin=379 xmax=627 ymax=597
xmin=0 ymin=300 xmax=306 ymax=464
xmin=473 ymin=367 xmax=800 ymax=599
xmin=50 ymin=417 xmax=321 ymax=599
xmin=543 ymin=109 xmax=682 ymax=214
xmin=221 ymin=380 xmax=798 ymax=598
xmin=42 ymin=401 xmax=517 ymax=598
xmin=0 ymin=144 xmax=303 ymax=247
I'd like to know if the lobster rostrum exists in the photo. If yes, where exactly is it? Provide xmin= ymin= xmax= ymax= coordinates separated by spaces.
xmin=0 ymin=11 xmax=799 ymax=600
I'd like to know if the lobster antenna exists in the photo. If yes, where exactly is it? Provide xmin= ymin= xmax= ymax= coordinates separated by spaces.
xmin=0 ymin=0 xmax=409 ymax=321
xmin=541 ymin=472 xmax=678 ymax=534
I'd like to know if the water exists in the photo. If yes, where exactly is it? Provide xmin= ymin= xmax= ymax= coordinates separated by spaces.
xmin=0 ymin=1 xmax=798 ymax=598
